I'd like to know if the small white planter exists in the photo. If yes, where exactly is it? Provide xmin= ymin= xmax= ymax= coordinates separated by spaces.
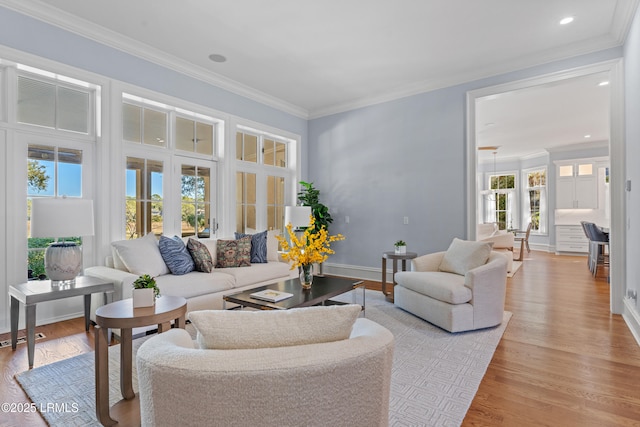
xmin=133 ymin=288 xmax=155 ymax=308
xmin=395 ymin=246 xmax=406 ymax=255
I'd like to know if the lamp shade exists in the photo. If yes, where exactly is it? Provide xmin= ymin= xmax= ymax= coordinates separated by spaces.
xmin=284 ymin=206 xmax=312 ymax=229
xmin=31 ymin=198 xmax=95 ymax=238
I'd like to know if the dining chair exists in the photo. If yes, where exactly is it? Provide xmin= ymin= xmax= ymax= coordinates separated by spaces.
xmin=513 ymin=222 xmax=532 ymax=261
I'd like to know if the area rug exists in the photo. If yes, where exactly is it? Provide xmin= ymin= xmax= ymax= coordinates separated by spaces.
xmin=15 ymin=290 xmax=510 ymax=427
xmin=508 ymin=260 xmax=523 ymax=277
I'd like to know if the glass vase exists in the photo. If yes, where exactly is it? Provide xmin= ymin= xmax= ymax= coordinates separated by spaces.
xmin=299 ymin=264 xmax=313 ymax=289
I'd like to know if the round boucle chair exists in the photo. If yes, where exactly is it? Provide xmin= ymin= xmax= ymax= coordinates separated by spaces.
xmin=136 ymin=317 xmax=394 ymax=427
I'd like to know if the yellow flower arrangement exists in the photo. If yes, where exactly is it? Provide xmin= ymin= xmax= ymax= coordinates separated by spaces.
xmin=276 ymin=215 xmax=345 ymax=269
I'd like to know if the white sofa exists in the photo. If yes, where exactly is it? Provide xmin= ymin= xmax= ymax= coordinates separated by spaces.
xmin=85 ymin=231 xmax=297 ymax=323
xmin=136 ymin=315 xmax=395 ymax=427
xmin=394 ymin=243 xmax=508 ymax=333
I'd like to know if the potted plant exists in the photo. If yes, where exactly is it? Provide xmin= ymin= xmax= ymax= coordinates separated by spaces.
xmin=297 ymin=181 xmax=334 ymax=276
xmin=132 ymin=274 xmax=160 ymax=307
xmin=394 ymin=240 xmax=407 ymax=254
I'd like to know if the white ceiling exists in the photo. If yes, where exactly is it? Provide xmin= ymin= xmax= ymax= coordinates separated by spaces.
xmin=2 ymin=0 xmax=637 ymax=157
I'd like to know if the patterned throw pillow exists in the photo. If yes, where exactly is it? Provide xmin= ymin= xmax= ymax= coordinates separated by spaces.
xmin=158 ymin=236 xmax=195 ymax=275
xmin=216 ymin=237 xmax=251 ymax=268
xmin=234 ymin=230 xmax=268 ymax=263
xmin=187 ymin=238 xmax=214 ymax=273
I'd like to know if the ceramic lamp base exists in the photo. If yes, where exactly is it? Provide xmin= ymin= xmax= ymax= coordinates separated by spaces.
xmin=44 ymin=242 xmax=82 ymax=283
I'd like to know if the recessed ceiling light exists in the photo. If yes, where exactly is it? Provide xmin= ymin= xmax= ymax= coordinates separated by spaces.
xmin=598 ymin=81 xmax=610 ymax=86
xmin=560 ymin=16 xmax=574 ymax=25
xmin=208 ymin=54 xmax=227 ymax=63
xmin=584 ymin=134 xmax=591 ymax=138
xmin=484 ymin=122 xmax=496 ymax=127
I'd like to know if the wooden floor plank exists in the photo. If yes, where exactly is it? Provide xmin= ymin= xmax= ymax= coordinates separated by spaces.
xmin=1 ymin=250 xmax=638 ymax=426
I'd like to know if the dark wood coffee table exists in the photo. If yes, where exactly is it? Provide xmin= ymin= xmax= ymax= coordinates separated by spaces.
xmin=223 ymin=276 xmax=365 ymax=315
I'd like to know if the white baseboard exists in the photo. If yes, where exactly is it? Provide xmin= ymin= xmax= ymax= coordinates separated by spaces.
xmin=622 ymin=297 xmax=640 ymax=347
xmin=323 ymin=263 xmax=388 ymax=282
xmin=0 ymin=311 xmax=84 ymax=335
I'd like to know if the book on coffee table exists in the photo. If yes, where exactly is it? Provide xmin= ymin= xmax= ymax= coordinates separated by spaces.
xmin=250 ymin=289 xmax=294 ymax=302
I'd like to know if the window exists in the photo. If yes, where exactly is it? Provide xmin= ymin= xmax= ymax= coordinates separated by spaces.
xmin=126 ymin=157 xmax=163 ymax=238
xmin=235 ymin=128 xmax=293 ymax=234
xmin=122 ymin=93 xmax=222 ymax=239
xmin=27 ymin=144 xmax=84 ymax=278
xmin=487 ymin=173 xmax=516 ymax=230
xmin=524 ymin=168 xmax=547 ymax=233
xmin=17 ymin=74 xmax=92 ymax=134
xmin=236 ymin=172 xmax=256 ymax=233
xmin=181 ymin=165 xmax=212 ymax=237
xmin=267 ymin=175 xmax=285 ymax=231
xmin=176 ymin=116 xmax=215 ymax=156
xmin=236 ymin=131 xmax=258 ymax=162
xmin=122 ymin=102 xmax=167 ymax=147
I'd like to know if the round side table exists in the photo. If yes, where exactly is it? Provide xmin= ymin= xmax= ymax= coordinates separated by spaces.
xmin=382 ymin=251 xmax=418 ymax=302
xmin=94 ymin=295 xmax=187 ymax=426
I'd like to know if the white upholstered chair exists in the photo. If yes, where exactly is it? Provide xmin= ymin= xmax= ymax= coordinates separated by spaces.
xmin=136 ymin=307 xmax=394 ymax=427
xmin=394 ymin=239 xmax=508 ymax=333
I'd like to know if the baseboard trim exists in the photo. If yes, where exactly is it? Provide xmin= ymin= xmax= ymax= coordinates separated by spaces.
xmin=622 ymin=297 xmax=640 ymax=348
xmin=324 ymin=263 xmax=389 ymax=282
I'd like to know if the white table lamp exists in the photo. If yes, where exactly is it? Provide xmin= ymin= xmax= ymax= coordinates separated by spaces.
xmin=284 ymin=206 xmax=312 ymax=231
xmin=31 ymin=197 xmax=95 ymax=284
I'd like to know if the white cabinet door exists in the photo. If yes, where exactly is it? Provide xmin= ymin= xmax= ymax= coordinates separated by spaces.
xmin=556 ymin=178 xmax=575 ymax=209
xmin=555 ymin=161 xmax=598 ymax=209
xmin=575 ymin=175 xmax=597 ymax=208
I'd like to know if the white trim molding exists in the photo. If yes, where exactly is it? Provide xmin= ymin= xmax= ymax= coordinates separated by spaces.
xmin=623 ymin=297 xmax=640 ymax=347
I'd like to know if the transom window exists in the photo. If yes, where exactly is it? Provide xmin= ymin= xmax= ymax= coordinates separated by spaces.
xmin=17 ymin=70 xmax=95 ymax=135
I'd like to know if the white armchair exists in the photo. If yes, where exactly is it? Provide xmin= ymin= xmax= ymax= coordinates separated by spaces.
xmin=394 ymin=249 xmax=508 ymax=332
xmin=476 ymin=223 xmax=514 ymax=272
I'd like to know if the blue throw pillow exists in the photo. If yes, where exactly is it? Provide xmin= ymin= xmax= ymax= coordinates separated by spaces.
xmin=234 ymin=230 xmax=268 ymax=263
xmin=158 ymin=236 xmax=195 ymax=275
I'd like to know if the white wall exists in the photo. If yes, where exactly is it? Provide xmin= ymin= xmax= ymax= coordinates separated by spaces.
xmin=623 ymin=4 xmax=640 ymax=342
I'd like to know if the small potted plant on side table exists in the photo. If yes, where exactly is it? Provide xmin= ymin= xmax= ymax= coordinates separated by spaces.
xmin=132 ymin=274 xmax=161 ymax=307
xmin=394 ymin=240 xmax=407 ymax=255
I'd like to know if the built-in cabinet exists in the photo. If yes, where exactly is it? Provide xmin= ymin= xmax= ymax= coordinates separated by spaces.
xmin=556 ymin=161 xmax=597 ymax=209
xmin=555 ymin=225 xmax=589 ymax=253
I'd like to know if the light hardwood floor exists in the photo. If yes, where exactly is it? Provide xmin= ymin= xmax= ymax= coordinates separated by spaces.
xmin=1 ymin=250 xmax=638 ymax=426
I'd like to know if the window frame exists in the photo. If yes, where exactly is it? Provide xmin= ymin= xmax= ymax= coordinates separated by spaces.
xmin=522 ymin=166 xmax=548 ymax=235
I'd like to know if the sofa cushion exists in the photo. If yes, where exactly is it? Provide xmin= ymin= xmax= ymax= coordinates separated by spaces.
xmin=439 ymin=238 xmax=493 ymax=276
xmin=188 ymin=304 xmax=361 ymax=350
xmin=187 ymin=238 xmax=214 ymax=273
xmin=154 ymin=271 xmax=235 ymax=299
xmin=395 ymin=271 xmax=471 ymax=304
xmin=234 ymin=230 xmax=268 ymax=263
xmin=159 ymin=236 xmax=195 ymax=275
xmin=111 ymin=233 xmax=169 ymax=277
xmin=267 ymin=230 xmax=280 ymax=262
xmin=216 ymin=237 xmax=251 ymax=268
xmin=220 ymin=261 xmax=292 ymax=288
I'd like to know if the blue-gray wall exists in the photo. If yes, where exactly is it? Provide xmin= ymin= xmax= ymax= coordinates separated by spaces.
xmin=309 ymin=49 xmax=622 ymax=270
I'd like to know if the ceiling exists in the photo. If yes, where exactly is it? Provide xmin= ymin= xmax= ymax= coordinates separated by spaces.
xmin=2 ymin=0 xmax=637 ymax=157
xmin=476 ymin=71 xmax=611 ymax=161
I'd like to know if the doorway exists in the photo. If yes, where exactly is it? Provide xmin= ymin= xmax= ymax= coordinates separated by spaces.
xmin=466 ymin=59 xmax=625 ymax=314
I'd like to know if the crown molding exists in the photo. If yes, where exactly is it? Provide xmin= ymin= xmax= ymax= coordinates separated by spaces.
xmin=0 ymin=0 xmax=309 ymax=119
xmin=611 ymin=0 xmax=640 ymax=43
xmin=309 ymin=34 xmax=622 ymax=119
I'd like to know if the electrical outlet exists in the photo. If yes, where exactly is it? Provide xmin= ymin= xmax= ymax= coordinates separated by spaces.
xmin=403 ymin=216 xmax=409 ymax=225
xmin=345 ymin=216 xmax=350 ymax=224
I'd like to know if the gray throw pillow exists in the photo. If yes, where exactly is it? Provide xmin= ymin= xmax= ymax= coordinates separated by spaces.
xmin=234 ymin=230 xmax=268 ymax=263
